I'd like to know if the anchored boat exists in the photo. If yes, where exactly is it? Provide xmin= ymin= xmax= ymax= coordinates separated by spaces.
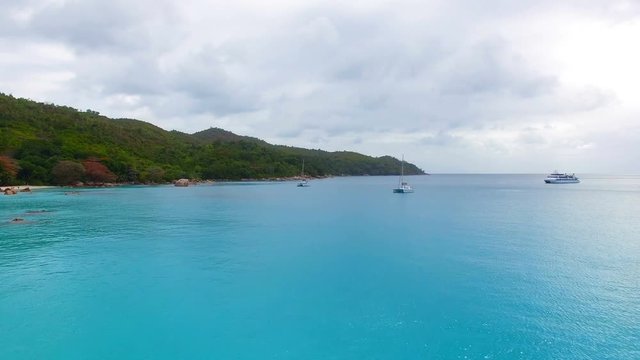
xmin=544 ymin=171 xmax=580 ymax=184
xmin=297 ymin=160 xmax=310 ymax=187
xmin=393 ymin=155 xmax=414 ymax=193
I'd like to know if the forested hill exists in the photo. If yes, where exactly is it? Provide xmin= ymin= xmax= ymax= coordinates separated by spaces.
xmin=0 ymin=93 xmax=425 ymax=185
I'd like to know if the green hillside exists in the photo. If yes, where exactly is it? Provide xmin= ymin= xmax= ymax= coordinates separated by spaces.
xmin=0 ymin=93 xmax=425 ymax=185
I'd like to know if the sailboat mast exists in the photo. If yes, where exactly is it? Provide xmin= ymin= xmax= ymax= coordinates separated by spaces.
xmin=301 ymin=159 xmax=305 ymax=177
xmin=400 ymin=155 xmax=404 ymax=185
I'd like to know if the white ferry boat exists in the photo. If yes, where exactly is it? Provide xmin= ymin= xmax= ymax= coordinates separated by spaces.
xmin=544 ymin=172 xmax=580 ymax=184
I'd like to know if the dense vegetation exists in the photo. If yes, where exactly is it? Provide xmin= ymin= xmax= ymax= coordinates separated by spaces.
xmin=0 ymin=93 xmax=424 ymax=185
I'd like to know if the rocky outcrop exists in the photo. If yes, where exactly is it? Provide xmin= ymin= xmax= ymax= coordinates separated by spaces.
xmin=174 ymin=178 xmax=190 ymax=187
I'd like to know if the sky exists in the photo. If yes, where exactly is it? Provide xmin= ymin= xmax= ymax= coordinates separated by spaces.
xmin=1 ymin=0 xmax=639 ymax=173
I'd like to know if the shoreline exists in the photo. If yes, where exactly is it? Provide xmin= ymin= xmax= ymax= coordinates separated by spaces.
xmin=2 ymin=185 xmax=55 ymax=192
xmin=1 ymin=177 xmax=331 ymax=190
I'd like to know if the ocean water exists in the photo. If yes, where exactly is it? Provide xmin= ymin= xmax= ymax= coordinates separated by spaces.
xmin=1 ymin=175 xmax=639 ymax=359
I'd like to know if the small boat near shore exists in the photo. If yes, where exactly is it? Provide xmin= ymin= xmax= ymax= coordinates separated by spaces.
xmin=544 ymin=171 xmax=580 ymax=184
xmin=297 ymin=160 xmax=310 ymax=187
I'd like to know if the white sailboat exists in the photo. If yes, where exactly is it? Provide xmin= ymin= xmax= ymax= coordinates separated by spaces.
xmin=393 ymin=155 xmax=413 ymax=193
xmin=297 ymin=159 xmax=309 ymax=187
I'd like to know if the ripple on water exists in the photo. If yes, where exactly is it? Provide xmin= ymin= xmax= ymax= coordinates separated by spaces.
xmin=1 ymin=178 xmax=639 ymax=359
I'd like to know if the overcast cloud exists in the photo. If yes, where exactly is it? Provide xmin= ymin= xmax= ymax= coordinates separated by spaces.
xmin=1 ymin=0 xmax=639 ymax=172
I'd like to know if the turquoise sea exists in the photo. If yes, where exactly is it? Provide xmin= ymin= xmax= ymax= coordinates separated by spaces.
xmin=1 ymin=175 xmax=639 ymax=359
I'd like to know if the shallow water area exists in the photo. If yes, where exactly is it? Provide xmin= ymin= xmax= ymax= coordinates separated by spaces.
xmin=1 ymin=175 xmax=639 ymax=359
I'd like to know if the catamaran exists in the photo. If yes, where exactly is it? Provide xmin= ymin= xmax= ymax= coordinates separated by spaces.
xmin=393 ymin=155 xmax=413 ymax=193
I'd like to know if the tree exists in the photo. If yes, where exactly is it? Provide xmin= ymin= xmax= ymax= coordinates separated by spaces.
xmin=17 ymin=159 xmax=49 ymax=185
xmin=144 ymin=166 xmax=165 ymax=183
xmin=82 ymin=158 xmax=117 ymax=183
xmin=0 ymin=155 xmax=19 ymax=185
xmin=52 ymin=160 xmax=85 ymax=185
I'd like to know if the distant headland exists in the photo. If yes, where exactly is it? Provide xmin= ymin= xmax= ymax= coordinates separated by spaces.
xmin=0 ymin=93 xmax=424 ymax=186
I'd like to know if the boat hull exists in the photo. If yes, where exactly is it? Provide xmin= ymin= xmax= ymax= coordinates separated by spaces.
xmin=544 ymin=179 xmax=580 ymax=184
xmin=393 ymin=188 xmax=414 ymax=193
